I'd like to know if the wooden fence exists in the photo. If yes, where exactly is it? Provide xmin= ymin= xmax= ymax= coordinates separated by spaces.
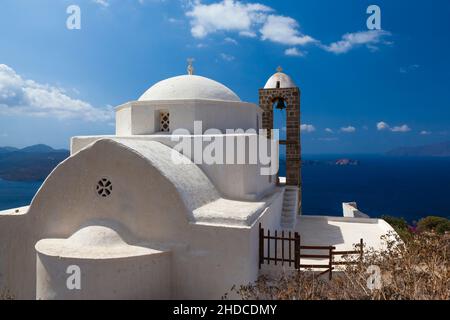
xmin=259 ymin=224 xmax=364 ymax=279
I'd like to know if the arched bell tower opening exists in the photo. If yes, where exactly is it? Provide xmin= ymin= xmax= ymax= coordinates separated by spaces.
xmin=272 ymin=97 xmax=287 ymax=174
xmin=259 ymin=67 xmax=301 ymax=215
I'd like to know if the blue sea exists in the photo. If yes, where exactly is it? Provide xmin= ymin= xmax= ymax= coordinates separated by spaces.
xmin=282 ymin=155 xmax=450 ymax=222
xmin=0 ymin=179 xmax=42 ymax=211
xmin=0 ymin=156 xmax=449 ymax=222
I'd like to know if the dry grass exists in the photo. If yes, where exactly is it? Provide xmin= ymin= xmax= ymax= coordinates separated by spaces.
xmin=233 ymin=232 xmax=449 ymax=300
xmin=0 ymin=289 xmax=14 ymax=300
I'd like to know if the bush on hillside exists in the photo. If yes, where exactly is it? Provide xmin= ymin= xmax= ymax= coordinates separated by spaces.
xmin=231 ymin=231 xmax=450 ymax=300
xmin=417 ymin=216 xmax=450 ymax=234
xmin=381 ymin=215 xmax=411 ymax=240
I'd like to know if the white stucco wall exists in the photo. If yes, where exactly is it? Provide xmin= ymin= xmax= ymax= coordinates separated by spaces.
xmin=342 ymin=202 xmax=370 ymax=218
xmin=0 ymin=213 xmax=34 ymax=299
xmin=71 ymin=135 xmax=276 ymax=201
xmin=36 ymin=252 xmax=171 ymax=300
xmin=115 ymin=100 xmax=261 ymax=135
xmin=115 ymin=106 xmax=132 ymax=136
xmin=0 ymin=74 xmax=292 ymax=300
xmin=0 ymin=138 xmax=281 ymax=299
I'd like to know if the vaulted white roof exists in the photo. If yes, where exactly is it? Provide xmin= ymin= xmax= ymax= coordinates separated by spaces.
xmin=138 ymin=75 xmax=241 ymax=102
xmin=264 ymin=71 xmax=297 ymax=89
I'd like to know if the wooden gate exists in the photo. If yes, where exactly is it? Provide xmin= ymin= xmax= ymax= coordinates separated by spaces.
xmin=259 ymin=224 xmax=300 ymax=269
xmin=259 ymin=224 xmax=364 ymax=279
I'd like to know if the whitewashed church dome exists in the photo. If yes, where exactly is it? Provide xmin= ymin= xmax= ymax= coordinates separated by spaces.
xmin=264 ymin=67 xmax=297 ymax=89
xmin=138 ymin=75 xmax=241 ymax=102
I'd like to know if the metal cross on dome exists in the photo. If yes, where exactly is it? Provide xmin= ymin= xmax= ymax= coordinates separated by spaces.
xmin=187 ymin=58 xmax=195 ymax=75
xmin=277 ymin=66 xmax=283 ymax=73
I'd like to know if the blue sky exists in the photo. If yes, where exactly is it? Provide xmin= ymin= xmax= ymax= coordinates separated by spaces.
xmin=0 ymin=0 xmax=449 ymax=153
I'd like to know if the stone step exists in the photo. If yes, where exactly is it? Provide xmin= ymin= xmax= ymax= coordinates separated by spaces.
xmin=280 ymin=222 xmax=296 ymax=230
xmin=282 ymin=213 xmax=295 ymax=219
xmin=284 ymin=193 xmax=297 ymax=197
xmin=281 ymin=186 xmax=299 ymax=229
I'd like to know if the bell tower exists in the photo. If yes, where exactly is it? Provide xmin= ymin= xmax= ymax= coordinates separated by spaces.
xmin=259 ymin=67 xmax=301 ymax=214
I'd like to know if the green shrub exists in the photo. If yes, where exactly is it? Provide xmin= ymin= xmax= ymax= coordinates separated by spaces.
xmin=381 ymin=215 xmax=408 ymax=231
xmin=436 ymin=221 xmax=450 ymax=234
xmin=417 ymin=216 xmax=450 ymax=234
xmin=381 ymin=215 xmax=411 ymax=240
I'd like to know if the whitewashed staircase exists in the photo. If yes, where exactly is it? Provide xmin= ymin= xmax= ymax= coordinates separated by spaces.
xmin=280 ymin=186 xmax=299 ymax=229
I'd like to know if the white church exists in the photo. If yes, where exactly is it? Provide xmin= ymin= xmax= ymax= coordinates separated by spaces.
xmin=0 ymin=63 xmax=395 ymax=300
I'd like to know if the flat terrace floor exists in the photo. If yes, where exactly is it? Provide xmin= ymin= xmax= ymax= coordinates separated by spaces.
xmin=295 ymin=215 xmax=393 ymax=251
xmin=260 ymin=215 xmax=395 ymax=274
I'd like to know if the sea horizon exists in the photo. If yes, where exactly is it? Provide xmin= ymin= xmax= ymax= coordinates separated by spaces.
xmin=2 ymin=155 xmax=449 ymax=223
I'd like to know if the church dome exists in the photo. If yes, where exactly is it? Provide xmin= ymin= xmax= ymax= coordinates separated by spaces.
xmin=264 ymin=67 xmax=297 ymax=89
xmin=139 ymin=75 xmax=241 ymax=102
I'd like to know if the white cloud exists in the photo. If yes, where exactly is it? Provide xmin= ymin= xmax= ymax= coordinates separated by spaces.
xmin=260 ymin=15 xmax=316 ymax=46
xmin=224 ymin=37 xmax=238 ymax=45
xmin=93 ymin=0 xmax=109 ymax=7
xmin=186 ymin=0 xmax=272 ymax=38
xmin=400 ymin=64 xmax=420 ymax=74
xmin=239 ymin=30 xmax=257 ymax=38
xmin=168 ymin=17 xmax=183 ymax=24
xmin=377 ymin=121 xmax=411 ymax=133
xmin=0 ymin=64 xmax=113 ymax=122
xmin=300 ymin=124 xmax=316 ymax=133
xmin=391 ymin=124 xmax=411 ymax=132
xmin=186 ymin=1 xmax=315 ymax=47
xmin=220 ymin=53 xmax=235 ymax=61
xmin=185 ymin=1 xmax=392 ymax=56
xmin=340 ymin=126 xmax=356 ymax=133
xmin=325 ymin=128 xmax=334 ymax=133
xmin=318 ymin=137 xmax=339 ymax=142
xmin=323 ymin=30 xmax=391 ymax=54
xmin=284 ymin=47 xmax=304 ymax=57
xmin=376 ymin=121 xmax=390 ymax=131
xmin=420 ymin=130 xmax=432 ymax=135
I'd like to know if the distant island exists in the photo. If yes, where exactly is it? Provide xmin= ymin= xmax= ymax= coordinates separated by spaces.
xmin=302 ymin=158 xmax=359 ymax=166
xmin=279 ymin=158 xmax=360 ymax=168
xmin=386 ymin=141 xmax=450 ymax=157
xmin=0 ymin=144 xmax=69 ymax=182
xmin=0 ymin=145 xmax=361 ymax=182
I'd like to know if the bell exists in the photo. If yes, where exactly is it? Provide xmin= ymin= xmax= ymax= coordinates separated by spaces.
xmin=274 ymin=98 xmax=286 ymax=110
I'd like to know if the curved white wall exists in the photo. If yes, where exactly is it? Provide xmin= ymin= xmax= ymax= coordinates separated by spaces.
xmin=0 ymin=138 xmax=281 ymax=299
xmin=71 ymin=135 xmax=276 ymax=201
